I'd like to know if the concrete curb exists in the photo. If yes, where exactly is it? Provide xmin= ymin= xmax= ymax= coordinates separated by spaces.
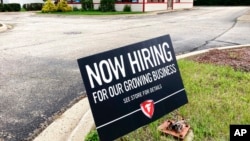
xmin=33 ymin=44 xmax=250 ymax=141
xmin=176 ymin=44 xmax=250 ymax=60
xmin=0 ymin=23 xmax=8 ymax=32
xmin=33 ymin=98 xmax=94 ymax=141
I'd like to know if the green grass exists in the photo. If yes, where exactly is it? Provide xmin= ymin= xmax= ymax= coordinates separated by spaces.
xmin=85 ymin=60 xmax=250 ymax=141
xmin=176 ymin=60 xmax=250 ymax=140
xmin=21 ymin=8 xmax=26 ymax=12
xmin=39 ymin=10 xmax=144 ymax=15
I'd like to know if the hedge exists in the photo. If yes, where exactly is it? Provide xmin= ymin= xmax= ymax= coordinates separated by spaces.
xmin=23 ymin=3 xmax=43 ymax=11
xmin=81 ymin=0 xmax=94 ymax=11
xmin=0 ymin=4 xmax=4 ymax=12
xmin=0 ymin=3 xmax=21 ymax=12
xmin=99 ymin=0 xmax=115 ymax=12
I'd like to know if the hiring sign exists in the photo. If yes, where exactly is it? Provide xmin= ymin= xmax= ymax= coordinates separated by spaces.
xmin=77 ymin=35 xmax=188 ymax=141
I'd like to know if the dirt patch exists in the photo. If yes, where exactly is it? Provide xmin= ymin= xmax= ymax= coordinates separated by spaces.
xmin=189 ymin=47 xmax=250 ymax=72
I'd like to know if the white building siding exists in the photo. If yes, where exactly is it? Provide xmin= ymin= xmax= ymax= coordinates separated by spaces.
xmin=173 ymin=0 xmax=193 ymax=10
xmin=179 ymin=0 xmax=193 ymax=2
xmin=115 ymin=4 xmax=143 ymax=12
xmin=145 ymin=3 xmax=167 ymax=12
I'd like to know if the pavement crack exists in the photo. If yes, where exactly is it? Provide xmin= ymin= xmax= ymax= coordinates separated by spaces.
xmin=190 ymin=19 xmax=238 ymax=52
xmin=214 ymin=40 xmax=240 ymax=45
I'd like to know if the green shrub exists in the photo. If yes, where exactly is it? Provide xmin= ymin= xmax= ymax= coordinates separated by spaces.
xmin=1 ymin=3 xmax=21 ymax=12
xmin=81 ymin=0 xmax=94 ymax=11
xmin=23 ymin=3 xmax=43 ymax=11
xmin=0 ymin=4 xmax=4 ymax=12
xmin=99 ymin=0 xmax=115 ymax=12
xmin=9 ymin=3 xmax=21 ymax=11
xmin=3 ymin=4 xmax=10 ymax=11
xmin=42 ymin=0 xmax=57 ymax=13
xmin=123 ymin=4 xmax=131 ymax=12
xmin=73 ymin=6 xmax=80 ymax=11
xmin=57 ymin=0 xmax=72 ymax=12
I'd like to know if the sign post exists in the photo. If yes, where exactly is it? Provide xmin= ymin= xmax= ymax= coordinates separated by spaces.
xmin=77 ymin=35 xmax=188 ymax=141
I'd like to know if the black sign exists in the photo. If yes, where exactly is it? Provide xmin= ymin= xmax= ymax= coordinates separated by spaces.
xmin=77 ymin=35 xmax=188 ymax=141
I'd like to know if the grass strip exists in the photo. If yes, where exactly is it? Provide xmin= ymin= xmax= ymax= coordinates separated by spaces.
xmin=38 ymin=11 xmax=144 ymax=15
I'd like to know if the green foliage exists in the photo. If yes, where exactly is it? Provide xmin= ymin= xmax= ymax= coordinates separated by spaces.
xmin=57 ymin=0 xmax=72 ymax=12
xmin=123 ymin=4 xmax=131 ymax=12
xmin=0 ymin=3 xmax=21 ymax=12
xmin=42 ymin=0 xmax=72 ymax=13
xmin=85 ymin=130 xmax=99 ymax=141
xmin=23 ymin=3 xmax=43 ymax=11
xmin=0 ymin=4 xmax=4 ymax=12
xmin=81 ymin=0 xmax=94 ymax=11
xmin=42 ymin=0 xmax=57 ymax=13
xmin=194 ymin=0 xmax=250 ymax=5
xmin=8 ymin=3 xmax=21 ymax=11
xmin=73 ymin=6 xmax=80 ymax=11
xmin=99 ymin=0 xmax=115 ymax=12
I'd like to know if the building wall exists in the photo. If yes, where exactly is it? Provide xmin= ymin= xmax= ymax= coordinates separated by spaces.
xmin=173 ymin=0 xmax=193 ymax=10
xmin=145 ymin=3 xmax=167 ymax=12
xmin=179 ymin=0 xmax=192 ymax=2
xmin=71 ymin=0 xmax=193 ymax=12
xmin=70 ymin=4 xmax=82 ymax=9
xmin=114 ymin=0 xmax=193 ymax=12
xmin=115 ymin=3 xmax=143 ymax=12
xmin=114 ymin=0 xmax=168 ymax=12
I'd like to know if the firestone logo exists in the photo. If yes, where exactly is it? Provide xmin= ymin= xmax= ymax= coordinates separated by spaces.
xmin=140 ymin=100 xmax=155 ymax=118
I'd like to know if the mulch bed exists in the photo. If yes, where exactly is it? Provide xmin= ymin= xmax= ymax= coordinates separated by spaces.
xmin=189 ymin=47 xmax=250 ymax=72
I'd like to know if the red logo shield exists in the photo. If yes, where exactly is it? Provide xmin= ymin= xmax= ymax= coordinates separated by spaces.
xmin=140 ymin=100 xmax=154 ymax=118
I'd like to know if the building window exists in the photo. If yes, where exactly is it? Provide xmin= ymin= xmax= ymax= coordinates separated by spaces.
xmin=67 ymin=0 xmax=81 ymax=3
